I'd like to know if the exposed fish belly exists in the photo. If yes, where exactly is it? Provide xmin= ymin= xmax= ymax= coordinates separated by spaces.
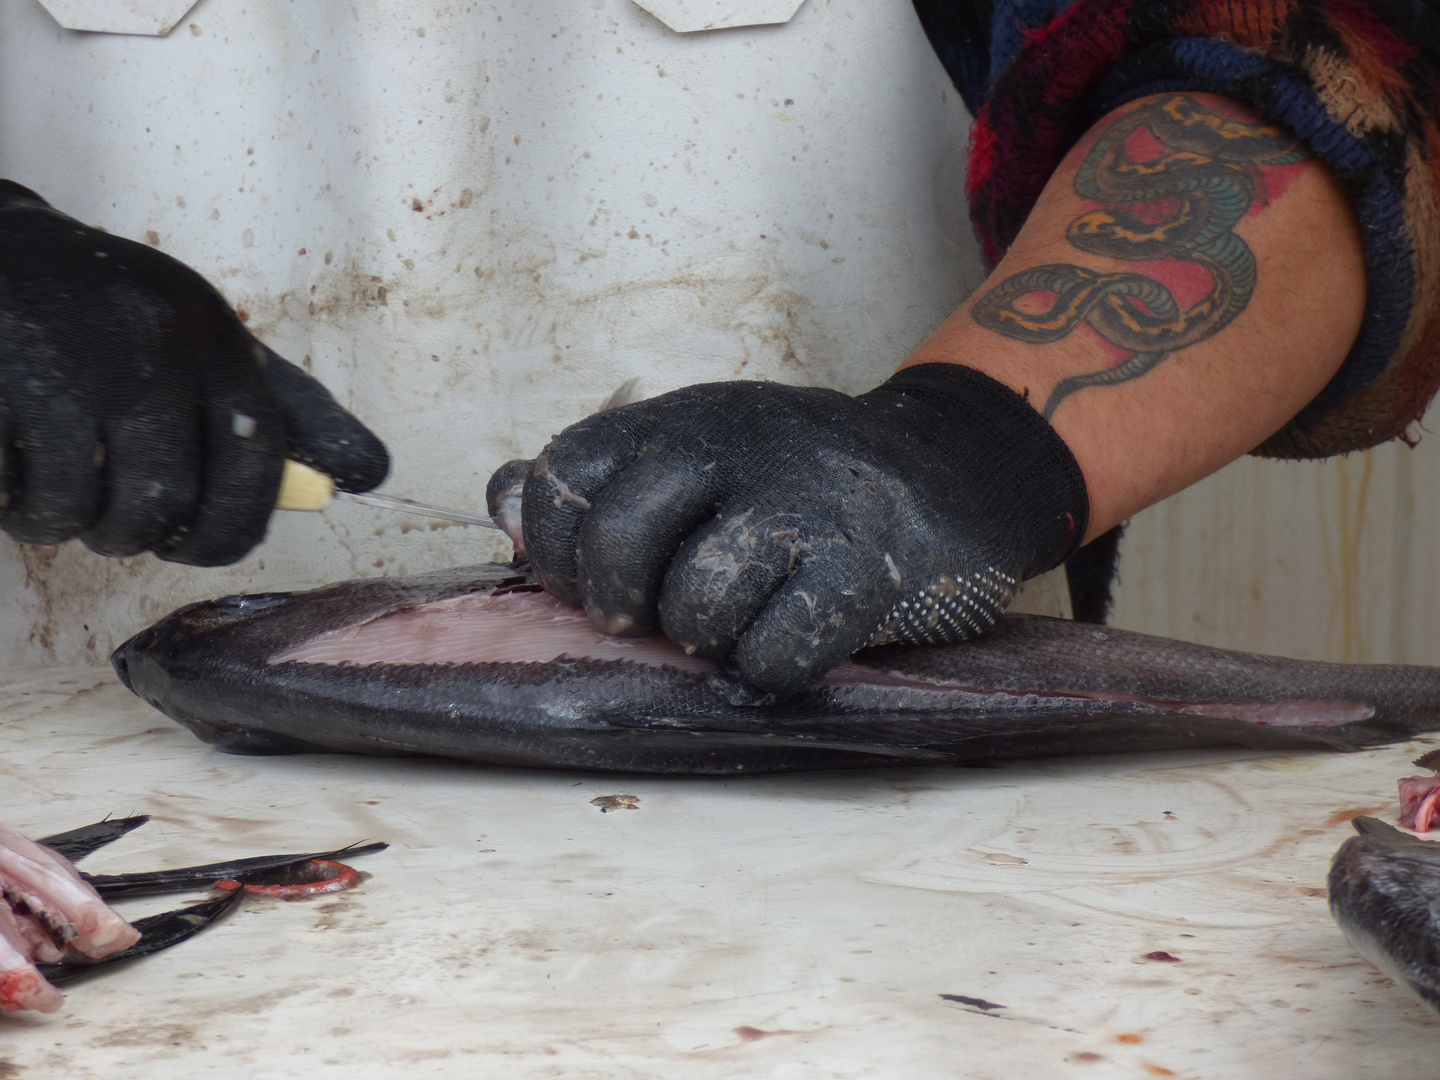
xmin=112 ymin=564 xmax=1440 ymax=775
xmin=268 ymin=587 xmax=716 ymax=674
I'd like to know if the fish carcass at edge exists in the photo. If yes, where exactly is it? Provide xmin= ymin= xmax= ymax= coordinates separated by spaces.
xmin=1330 ymin=816 xmax=1440 ymax=1014
xmin=0 ymin=821 xmax=139 ymax=1013
xmin=112 ymin=563 xmax=1440 ymax=775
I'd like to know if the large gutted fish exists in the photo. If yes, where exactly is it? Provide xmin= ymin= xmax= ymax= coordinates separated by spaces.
xmin=112 ymin=564 xmax=1440 ymax=775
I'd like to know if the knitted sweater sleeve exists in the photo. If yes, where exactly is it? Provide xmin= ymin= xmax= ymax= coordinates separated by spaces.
xmin=912 ymin=0 xmax=1440 ymax=458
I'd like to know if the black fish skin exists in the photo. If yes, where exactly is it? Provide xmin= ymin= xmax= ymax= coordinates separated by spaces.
xmin=112 ymin=564 xmax=1440 ymax=776
xmin=1329 ymin=817 xmax=1440 ymax=1013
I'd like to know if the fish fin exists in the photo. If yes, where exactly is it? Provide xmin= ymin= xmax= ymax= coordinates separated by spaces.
xmin=86 ymin=842 xmax=387 ymax=899
xmin=37 ymin=816 xmax=151 ymax=863
xmin=1065 ymin=523 xmax=1124 ymax=624
xmin=1349 ymin=816 xmax=1432 ymax=846
xmin=35 ymin=888 xmax=244 ymax=986
xmin=607 ymin=726 xmax=955 ymax=763
xmin=597 ymin=377 xmax=643 ymax=413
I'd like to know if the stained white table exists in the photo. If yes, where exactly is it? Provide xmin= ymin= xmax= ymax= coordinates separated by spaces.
xmin=0 ymin=666 xmax=1433 ymax=1078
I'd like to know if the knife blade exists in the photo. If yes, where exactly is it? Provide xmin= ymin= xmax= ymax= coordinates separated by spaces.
xmin=277 ymin=459 xmax=500 ymax=530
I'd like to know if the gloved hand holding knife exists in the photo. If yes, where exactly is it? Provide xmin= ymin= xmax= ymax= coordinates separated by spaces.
xmin=0 ymin=180 xmax=388 ymax=566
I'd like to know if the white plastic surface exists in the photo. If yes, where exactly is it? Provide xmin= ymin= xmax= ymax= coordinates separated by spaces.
xmin=34 ymin=0 xmax=198 ymax=35
xmin=632 ymin=0 xmax=808 ymax=33
xmin=0 ymin=668 xmax=1437 ymax=1076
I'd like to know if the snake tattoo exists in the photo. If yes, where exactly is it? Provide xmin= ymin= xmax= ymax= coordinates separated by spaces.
xmin=972 ymin=95 xmax=1312 ymax=420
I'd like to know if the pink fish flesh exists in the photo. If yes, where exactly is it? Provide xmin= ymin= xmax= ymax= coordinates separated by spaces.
xmin=1399 ymin=773 xmax=1440 ymax=831
xmin=0 ymin=822 xmax=140 ymax=1013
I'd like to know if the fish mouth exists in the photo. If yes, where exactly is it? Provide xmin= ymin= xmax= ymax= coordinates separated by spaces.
xmin=111 ymin=648 xmax=135 ymax=693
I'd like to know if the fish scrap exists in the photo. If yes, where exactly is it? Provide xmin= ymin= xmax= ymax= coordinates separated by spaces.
xmin=0 ymin=820 xmax=140 ymax=1013
xmin=1 ymin=815 xmax=385 ymax=1013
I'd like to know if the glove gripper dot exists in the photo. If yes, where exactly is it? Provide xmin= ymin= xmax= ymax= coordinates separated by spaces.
xmin=870 ymin=567 xmax=1018 ymax=647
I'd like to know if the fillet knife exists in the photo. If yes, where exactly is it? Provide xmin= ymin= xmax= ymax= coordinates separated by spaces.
xmin=277 ymin=459 xmax=501 ymax=530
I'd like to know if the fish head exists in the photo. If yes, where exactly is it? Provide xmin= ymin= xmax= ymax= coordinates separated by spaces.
xmin=1329 ymin=817 xmax=1440 ymax=1015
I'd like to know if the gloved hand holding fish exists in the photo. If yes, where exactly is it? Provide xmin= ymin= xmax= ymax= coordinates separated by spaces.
xmin=494 ymin=363 xmax=1090 ymax=697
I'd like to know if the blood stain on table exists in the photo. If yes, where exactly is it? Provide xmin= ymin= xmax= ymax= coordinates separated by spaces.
xmin=734 ymin=1026 xmax=801 ymax=1042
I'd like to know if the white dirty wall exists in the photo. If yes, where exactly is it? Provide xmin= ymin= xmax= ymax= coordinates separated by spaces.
xmin=0 ymin=0 xmax=1432 ymax=668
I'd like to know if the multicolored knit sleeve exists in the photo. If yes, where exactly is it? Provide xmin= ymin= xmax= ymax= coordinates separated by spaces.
xmin=912 ymin=0 xmax=1440 ymax=458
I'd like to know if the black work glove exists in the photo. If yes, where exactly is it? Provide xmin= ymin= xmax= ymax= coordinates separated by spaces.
xmin=0 ymin=181 xmax=389 ymax=565
xmin=489 ymin=363 xmax=1089 ymax=696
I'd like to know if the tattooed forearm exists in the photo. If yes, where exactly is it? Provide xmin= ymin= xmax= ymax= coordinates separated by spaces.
xmin=971 ymin=95 xmax=1311 ymax=420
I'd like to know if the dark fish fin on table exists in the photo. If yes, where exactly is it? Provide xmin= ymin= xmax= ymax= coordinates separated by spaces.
xmin=84 ymin=841 xmax=389 ymax=899
xmin=37 ymin=815 xmax=151 ymax=863
xmin=36 ymin=889 xmax=244 ymax=986
xmin=31 ymin=814 xmax=386 ymax=897
xmin=18 ymin=820 xmax=387 ymax=994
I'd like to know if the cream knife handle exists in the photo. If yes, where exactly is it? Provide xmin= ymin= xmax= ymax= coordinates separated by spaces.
xmin=277 ymin=459 xmax=336 ymax=511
